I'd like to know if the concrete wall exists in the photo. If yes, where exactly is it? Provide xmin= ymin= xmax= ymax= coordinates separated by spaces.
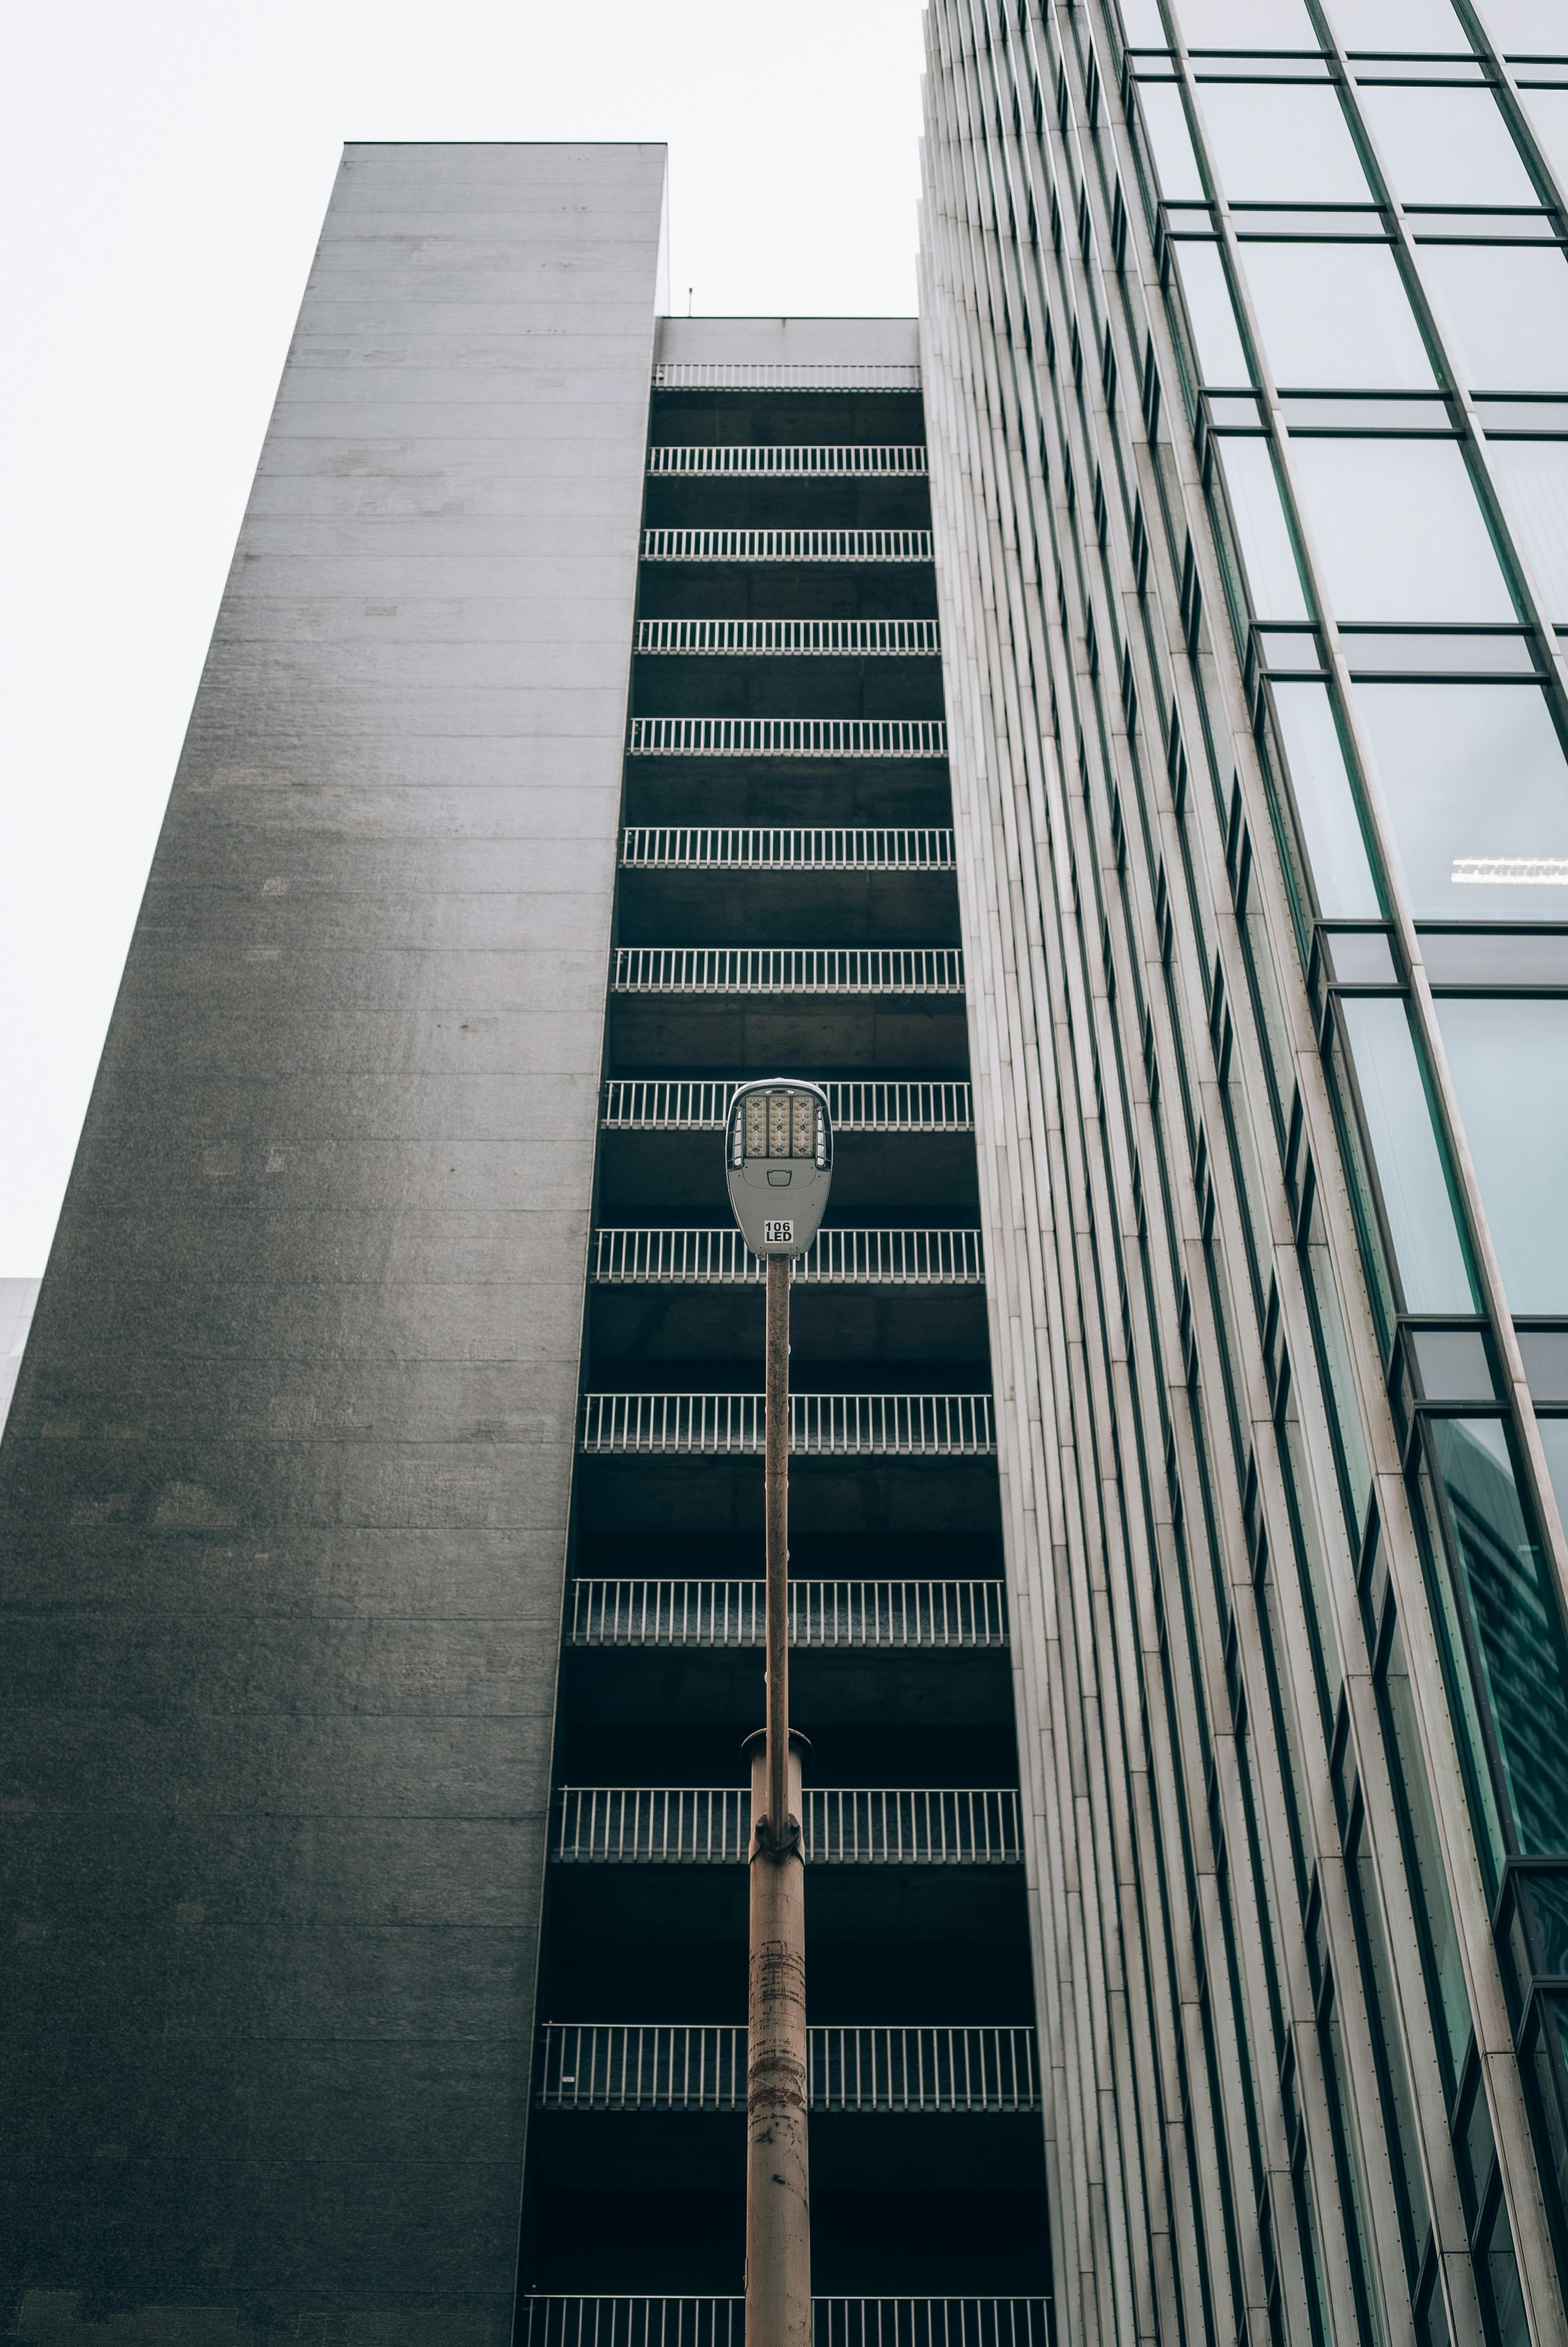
xmin=0 ymin=1280 xmax=39 ymax=1439
xmin=655 ymin=316 xmax=919 ymax=368
xmin=0 ymin=142 xmax=665 ymax=2342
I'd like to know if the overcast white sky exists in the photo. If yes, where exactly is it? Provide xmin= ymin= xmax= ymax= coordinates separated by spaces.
xmin=0 ymin=0 xmax=926 ymax=1276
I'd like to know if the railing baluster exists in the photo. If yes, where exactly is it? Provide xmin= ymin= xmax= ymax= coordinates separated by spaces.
xmin=564 ymin=1581 xmax=1008 ymax=1651
xmin=519 ymin=2301 xmax=1050 ymax=2347
xmin=647 ymin=446 xmax=928 ymax=480
xmin=641 ymin=527 xmax=934 ymax=564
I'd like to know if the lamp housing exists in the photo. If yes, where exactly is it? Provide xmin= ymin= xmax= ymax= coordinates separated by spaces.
xmin=724 ymin=1079 xmax=834 ymax=1259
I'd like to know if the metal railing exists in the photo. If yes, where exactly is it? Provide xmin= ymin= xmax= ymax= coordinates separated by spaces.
xmin=651 ymin=361 xmax=923 ymax=390
xmin=627 ymin=716 xmax=946 ymax=760
xmin=520 ymin=2303 xmax=1050 ymax=2347
xmin=577 ymin=1392 xmax=995 ymax=1456
xmin=621 ymin=826 xmax=954 ymax=871
xmin=600 ymin=1079 xmax=974 ymax=1132
xmin=610 ymin=947 xmax=963 ymax=996
xmin=649 ymin=445 xmax=927 ymax=476
xmin=567 ymin=1579 xmax=1009 ymax=1647
xmin=634 ymin=618 xmax=940 ymax=655
xmin=642 ymin=528 xmax=932 ymax=564
xmin=590 ymin=1228 xmax=983 ymax=1286
xmin=536 ymin=2024 xmax=1037 ymax=2112
xmin=553 ymin=1787 xmax=1022 ymax=1866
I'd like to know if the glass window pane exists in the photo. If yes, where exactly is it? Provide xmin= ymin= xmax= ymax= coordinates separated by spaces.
xmin=1429 ymin=1415 xmax=1568 ymax=1856
xmin=1378 ymin=1611 xmax=1472 ymax=2097
xmin=1199 ymin=85 xmax=1372 ymax=203
xmin=1436 ymin=997 xmax=1568 ymax=1311
xmin=1322 ymin=0 xmax=1471 ymax=48
xmin=1541 ymin=1419 xmax=1568 ymax=1527
xmin=1120 ymin=0 xmax=1171 ymax=41
xmin=1523 ymin=88 xmax=1568 ymax=189
xmin=1341 ymin=996 xmax=1476 ymax=1311
xmin=1488 ymin=441 xmax=1568 ymax=621
xmin=1290 ymin=439 xmax=1513 ymax=622
xmin=1346 ymin=1807 xmax=1432 ymax=2287
xmin=1241 ymin=243 xmax=1435 ymax=389
xmin=1173 ymin=0 xmax=1318 ymax=43
xmin=1420 ymin=246 xmax=1568 ymax=392
xmin=1172 ymin=241 xmax=1251 ymax=382
xmin=1355 ymin=681 xmax=1568 ymax=918
xmin=1477 ymin=2183 xmax=1533 ymax=2347
xmin=1271 ymin=680 xmax=1382 ymax=914
xmin=1477 ymin=0 xmax=1568 ymax=55
xmin=1139 ymin=82 xmax=1207 ymax=200
xmin=1216 ymin=437 xmax=1310 ymax=618
xmin=1358 ymin=88 xmax=1540 ymax=207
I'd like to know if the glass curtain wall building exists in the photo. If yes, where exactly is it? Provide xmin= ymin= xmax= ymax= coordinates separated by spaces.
xmin=921 ymin=1 xmax=1568 ymax=2343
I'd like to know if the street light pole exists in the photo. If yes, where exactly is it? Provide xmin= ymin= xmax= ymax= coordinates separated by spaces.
xmin=745 ymin=1254 xmax=809 ymax=2347
xmin=723 ymin=1080 xmax=834 ymax=2347
xmin=765 ymin=1252 xmax=792 ymax=1844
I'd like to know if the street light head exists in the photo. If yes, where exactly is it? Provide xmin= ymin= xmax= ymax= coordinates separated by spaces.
xmin=724 ymin=1078 xmax=833 ymax=1259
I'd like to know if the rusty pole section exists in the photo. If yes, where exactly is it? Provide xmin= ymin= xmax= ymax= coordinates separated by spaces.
xmin=744 ymin=1250 xmax=810 ymax=2347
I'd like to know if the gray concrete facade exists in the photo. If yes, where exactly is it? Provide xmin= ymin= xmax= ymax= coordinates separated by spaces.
xmin=0 ymin=142 xmax=666 ymax=2341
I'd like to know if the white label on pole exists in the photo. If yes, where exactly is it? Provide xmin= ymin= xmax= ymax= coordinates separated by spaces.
xmin=763 ymin=1220 xmax=795 ymax=1246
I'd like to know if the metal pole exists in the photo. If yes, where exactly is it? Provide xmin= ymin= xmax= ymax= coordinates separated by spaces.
xmin=745 ymin=1250 xmax=810 ymax=2347
xmin=765 ymin=1253 xmax=791 ymax=1841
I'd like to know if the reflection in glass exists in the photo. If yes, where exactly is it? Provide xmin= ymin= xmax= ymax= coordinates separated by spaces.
xmin=1355 ymin=682 xmax=1568 ymax=918
xmin=1240 ymin=243 xmax=1435 ymax=390
xmin=1430 ymin=1414 xmax=1568 ymax=1853
xmin=1346 ymin=1803 xmax=1433 ymax=2289
xmin=1138 ymin=82 xmax=1207 ymax=201
xmin=1215 ymin=437 xmax=1310 ymax=619
xmin=1521 ymin=1342 xmax=1568 ymax=1389
xmin=1488 ymin=442 xmax=1568 ymax=624
xmin=1423 ymin=927 xmax=1568 ymax=984
xmin=1378 ymin=1610 xmax=1472 ymax=2099
xmin=1411 ymin=1328 xmax=1494 ymax=1400
xmin=1289 ymin=439 xmax=1515 ymax=621
xmin=1477 ymin=2182 xmax=1532 ymax=2347
xmin=1235 ymin=210 xmax=1386 ymax=236
xmin=1172 ymin=0 xmax=1317 ymax=42
xmin=1457 ymin=2062 xmax=1500 ymax=2223
xmin=1271 ymin=681 xmax=1381 ymax=913
xmin=1318 ymin=1976 xmax=1388 ymax=2347
xmin=1480 ymin=395 xmax=1568 ymax=426
xmin=1414 ymin=214 xmax=1557 ymax=240
xmin=1199 ymin=84 xmax=1372 ymax=202
xmin=1342 ymin=631 xmax=1534 ymax=674
xmin=1478 ymin=0 xmax=1568 ymax=54
xmin=1329 ymin=930 xmax=1398 ymax=983
xmin=1207 ymin=394 xmax=1261 ymax=427
xmin=1419 ymin=246 xmax=1568 ymax=392
xmin=1540 ymin=1418 xmax=1568 ymax=1518
xmin=1358 ymin=87 xmax=1539 ymax=207
xmin=1321 ymin=0 xmax=1471 ymax=48
xmin=1437 ymin=996 xmax=1568 ymax=1313
xmin=1257 ymin=626 xmax=1322 ymax=669
xmin=1282 ymin=396 xmax=1447 ymax=427
xmin=1341 ymin=996 xmax=1476 ymax=1311
xmin=1171 ymin=241 xmax=1251 ymax=383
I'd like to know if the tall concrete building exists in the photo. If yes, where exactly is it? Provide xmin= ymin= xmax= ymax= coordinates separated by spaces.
xmin=7 ymin=5 xmax=1568 ymax=2336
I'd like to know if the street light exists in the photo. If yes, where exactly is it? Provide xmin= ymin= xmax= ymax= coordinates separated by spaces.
xmin=724 ymin=1078 xmax=833 ymax=2347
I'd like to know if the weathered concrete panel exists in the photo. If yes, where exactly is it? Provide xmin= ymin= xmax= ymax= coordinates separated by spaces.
xmin=0 ymin=142 xmax=665 ymax=2340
